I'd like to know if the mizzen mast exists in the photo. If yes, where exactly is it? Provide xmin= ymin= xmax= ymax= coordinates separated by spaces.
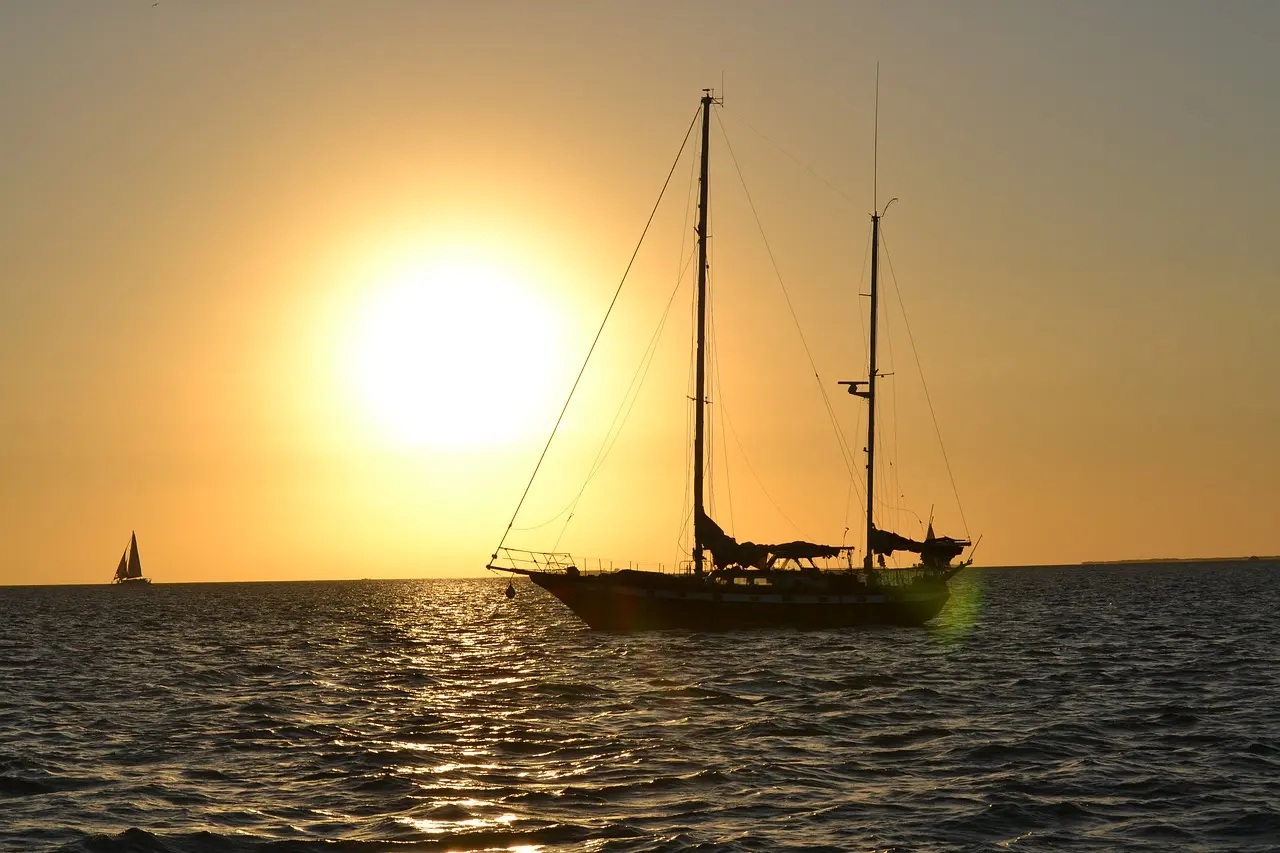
xmin=841 ymin=70 xmax=970 ymax=573
xmin=839 ymin=69 xmax=891 ymax=569
xmin=863 ymin=213 xmax=881 ymax=569
xmin=840 ymin=208 xmax=890 ymax=569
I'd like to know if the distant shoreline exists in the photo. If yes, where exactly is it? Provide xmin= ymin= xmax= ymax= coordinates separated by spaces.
xmin=1080 ymin=556 xmax=1278 ymax=565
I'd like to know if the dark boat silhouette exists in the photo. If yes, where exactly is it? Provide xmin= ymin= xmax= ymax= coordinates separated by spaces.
xmin=113 ymin=531 xmax=152 ymax=585
xmin=489 ymin=90 xmax=972 ymax=630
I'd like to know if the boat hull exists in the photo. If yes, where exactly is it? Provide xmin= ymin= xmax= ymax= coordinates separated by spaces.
xmin=113 ymin=577 xmax=151 ymax=585
xmin=526 ymin=572 xmax=950 ymax=631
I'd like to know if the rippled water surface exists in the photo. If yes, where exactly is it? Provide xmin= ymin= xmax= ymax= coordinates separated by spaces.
xmin=3 ymin=563 xmax=1279 ymax=852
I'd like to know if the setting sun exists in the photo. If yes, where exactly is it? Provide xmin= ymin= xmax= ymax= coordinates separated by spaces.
xmin=343 ymin=250 xmax=565 ymax=450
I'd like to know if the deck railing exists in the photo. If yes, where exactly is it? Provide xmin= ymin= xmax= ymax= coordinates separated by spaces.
xmin=487 ymin=548 xmax=576 ymax=573
xmin=489 ymin=548 xmax=958 ymax=584
xmin=488 ymin=548 xmax=687 ymax=575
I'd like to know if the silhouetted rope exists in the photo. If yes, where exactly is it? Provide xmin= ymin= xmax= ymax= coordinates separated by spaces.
xmin=720 ymin=106 xmax=859 ymax=206
xmin=879 ymin=227 xmax=970 ymax=539
xmin=549 ymin=247 xmax=696 ymax=552
xmin=490 ymin=108 xmax=701 ymax=563
xmin=713 ymin=112 xmax=861 ymax=487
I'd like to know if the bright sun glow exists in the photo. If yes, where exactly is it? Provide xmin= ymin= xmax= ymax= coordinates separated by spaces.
xmin=345 ymin=250 xmax=564 ymax=449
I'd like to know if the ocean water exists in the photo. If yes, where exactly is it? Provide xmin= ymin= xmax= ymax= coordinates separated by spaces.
xmin=2 ymin=563 xmax=1278 ymax=852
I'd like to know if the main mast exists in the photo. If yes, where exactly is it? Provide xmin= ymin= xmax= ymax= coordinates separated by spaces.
xmin=692 ymin=90 xmax=716 ymax=575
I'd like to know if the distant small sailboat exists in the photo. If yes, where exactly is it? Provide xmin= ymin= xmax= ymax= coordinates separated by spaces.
xmin=113 ymin=532 xmax=151 ymax=585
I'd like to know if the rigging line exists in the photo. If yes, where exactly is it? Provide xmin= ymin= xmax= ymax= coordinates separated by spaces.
xmin=581 ymin=247 xmax=698 ymax=486
xmin=678 ymin=209 xmax=702 ymax=562
xmin=678 ymin=123 xmax=700 ymax=295
xmin=596 ymin=248 xmax=699 ymax=481
xmin=674 ymin=111 xmax=700 ymax=564
xmin=511 ymin=504 xmax=573 ymax=532
xmin=665 ymin=124 xmax=701 ymax=558
xmin=705 ymin=294 xmax=715 ymax=518
xmin=842 ymin=227 xmax=874 ymax=522
xmin=876 ymin=277 xmax=903 ymax=534
xmin=549 ymin=514 xmax=574 ymax=553
xmin=708 ymin=285 xmax=735 ymax=533
xmin=550 ymin=246 xmax=697 ymax=550
xmin=818 ymin=367 xmax=858 ymax=476
xmin=857 ymin=224 xmax=872 ymax=371
xmin=679 ymin=240 xmax=699 ymax=558
xmin=873 ymin=62 xmax=879 ymax=214
xmin=713 ymin=111 xmax=859 ymax=480
xmin=870 ymin=397 xmax=902 ymax=515
xmin=847 ymin=406 xmax=866 ymax=518
xmin=676 ymin=498 xmax=697 ymax=568
xmin=705 ymin=219 xmax=719 ymax=520
xmin=879 ymin=227 xmax=971 ymax=538
xmin=843 ymin=223 xmax=875 ymax=525
xmin=491 ymin=107 xmax=702 ymax=560
xmin=555 ymin=247 xmax=701 ymax=532
xmin=842 ymin=472 xmax=859 ymax=549
xmin=719 ymin=105 xmax=858 ymax=207
xmin=717 ymin=387 xmax=811 ymax=540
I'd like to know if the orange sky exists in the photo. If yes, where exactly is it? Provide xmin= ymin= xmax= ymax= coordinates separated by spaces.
xmin=2 ymin=2 xmax=1277 ymax=585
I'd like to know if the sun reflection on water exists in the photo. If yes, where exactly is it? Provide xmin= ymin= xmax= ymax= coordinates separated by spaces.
xmin=335 ymin=577 xmax=1004 ymax=848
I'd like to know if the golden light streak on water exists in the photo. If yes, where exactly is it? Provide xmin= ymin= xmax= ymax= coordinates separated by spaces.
xmin=931 ymin=571 xmax=983 ymax=645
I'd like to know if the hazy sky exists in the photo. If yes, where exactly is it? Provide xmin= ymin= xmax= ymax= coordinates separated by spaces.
xmin=2 ymin=1 xmax=1277 ymax=585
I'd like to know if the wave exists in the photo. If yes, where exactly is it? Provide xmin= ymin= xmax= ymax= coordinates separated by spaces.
xmin=0 ymin=773 xmax=61 ymax=797
xmin=58 ymin=823 xmax=606 ymax=853
xmin=4 ymin=567 xmax=1278 ymax=852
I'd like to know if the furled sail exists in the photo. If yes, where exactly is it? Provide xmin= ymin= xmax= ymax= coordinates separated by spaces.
xmin=870 ymin=524 xmax=969 ymax=568
xmin=696 ymin=510 xmax=846 ymax=570
xmin=125 ymin=532 xmax=143 ymax=578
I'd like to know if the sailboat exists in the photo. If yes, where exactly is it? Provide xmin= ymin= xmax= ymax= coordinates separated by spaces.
xmin=112 ymin=531 xmax=151 ymax=585
xmin=487 ymin=90 xmax=972 ymax=630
